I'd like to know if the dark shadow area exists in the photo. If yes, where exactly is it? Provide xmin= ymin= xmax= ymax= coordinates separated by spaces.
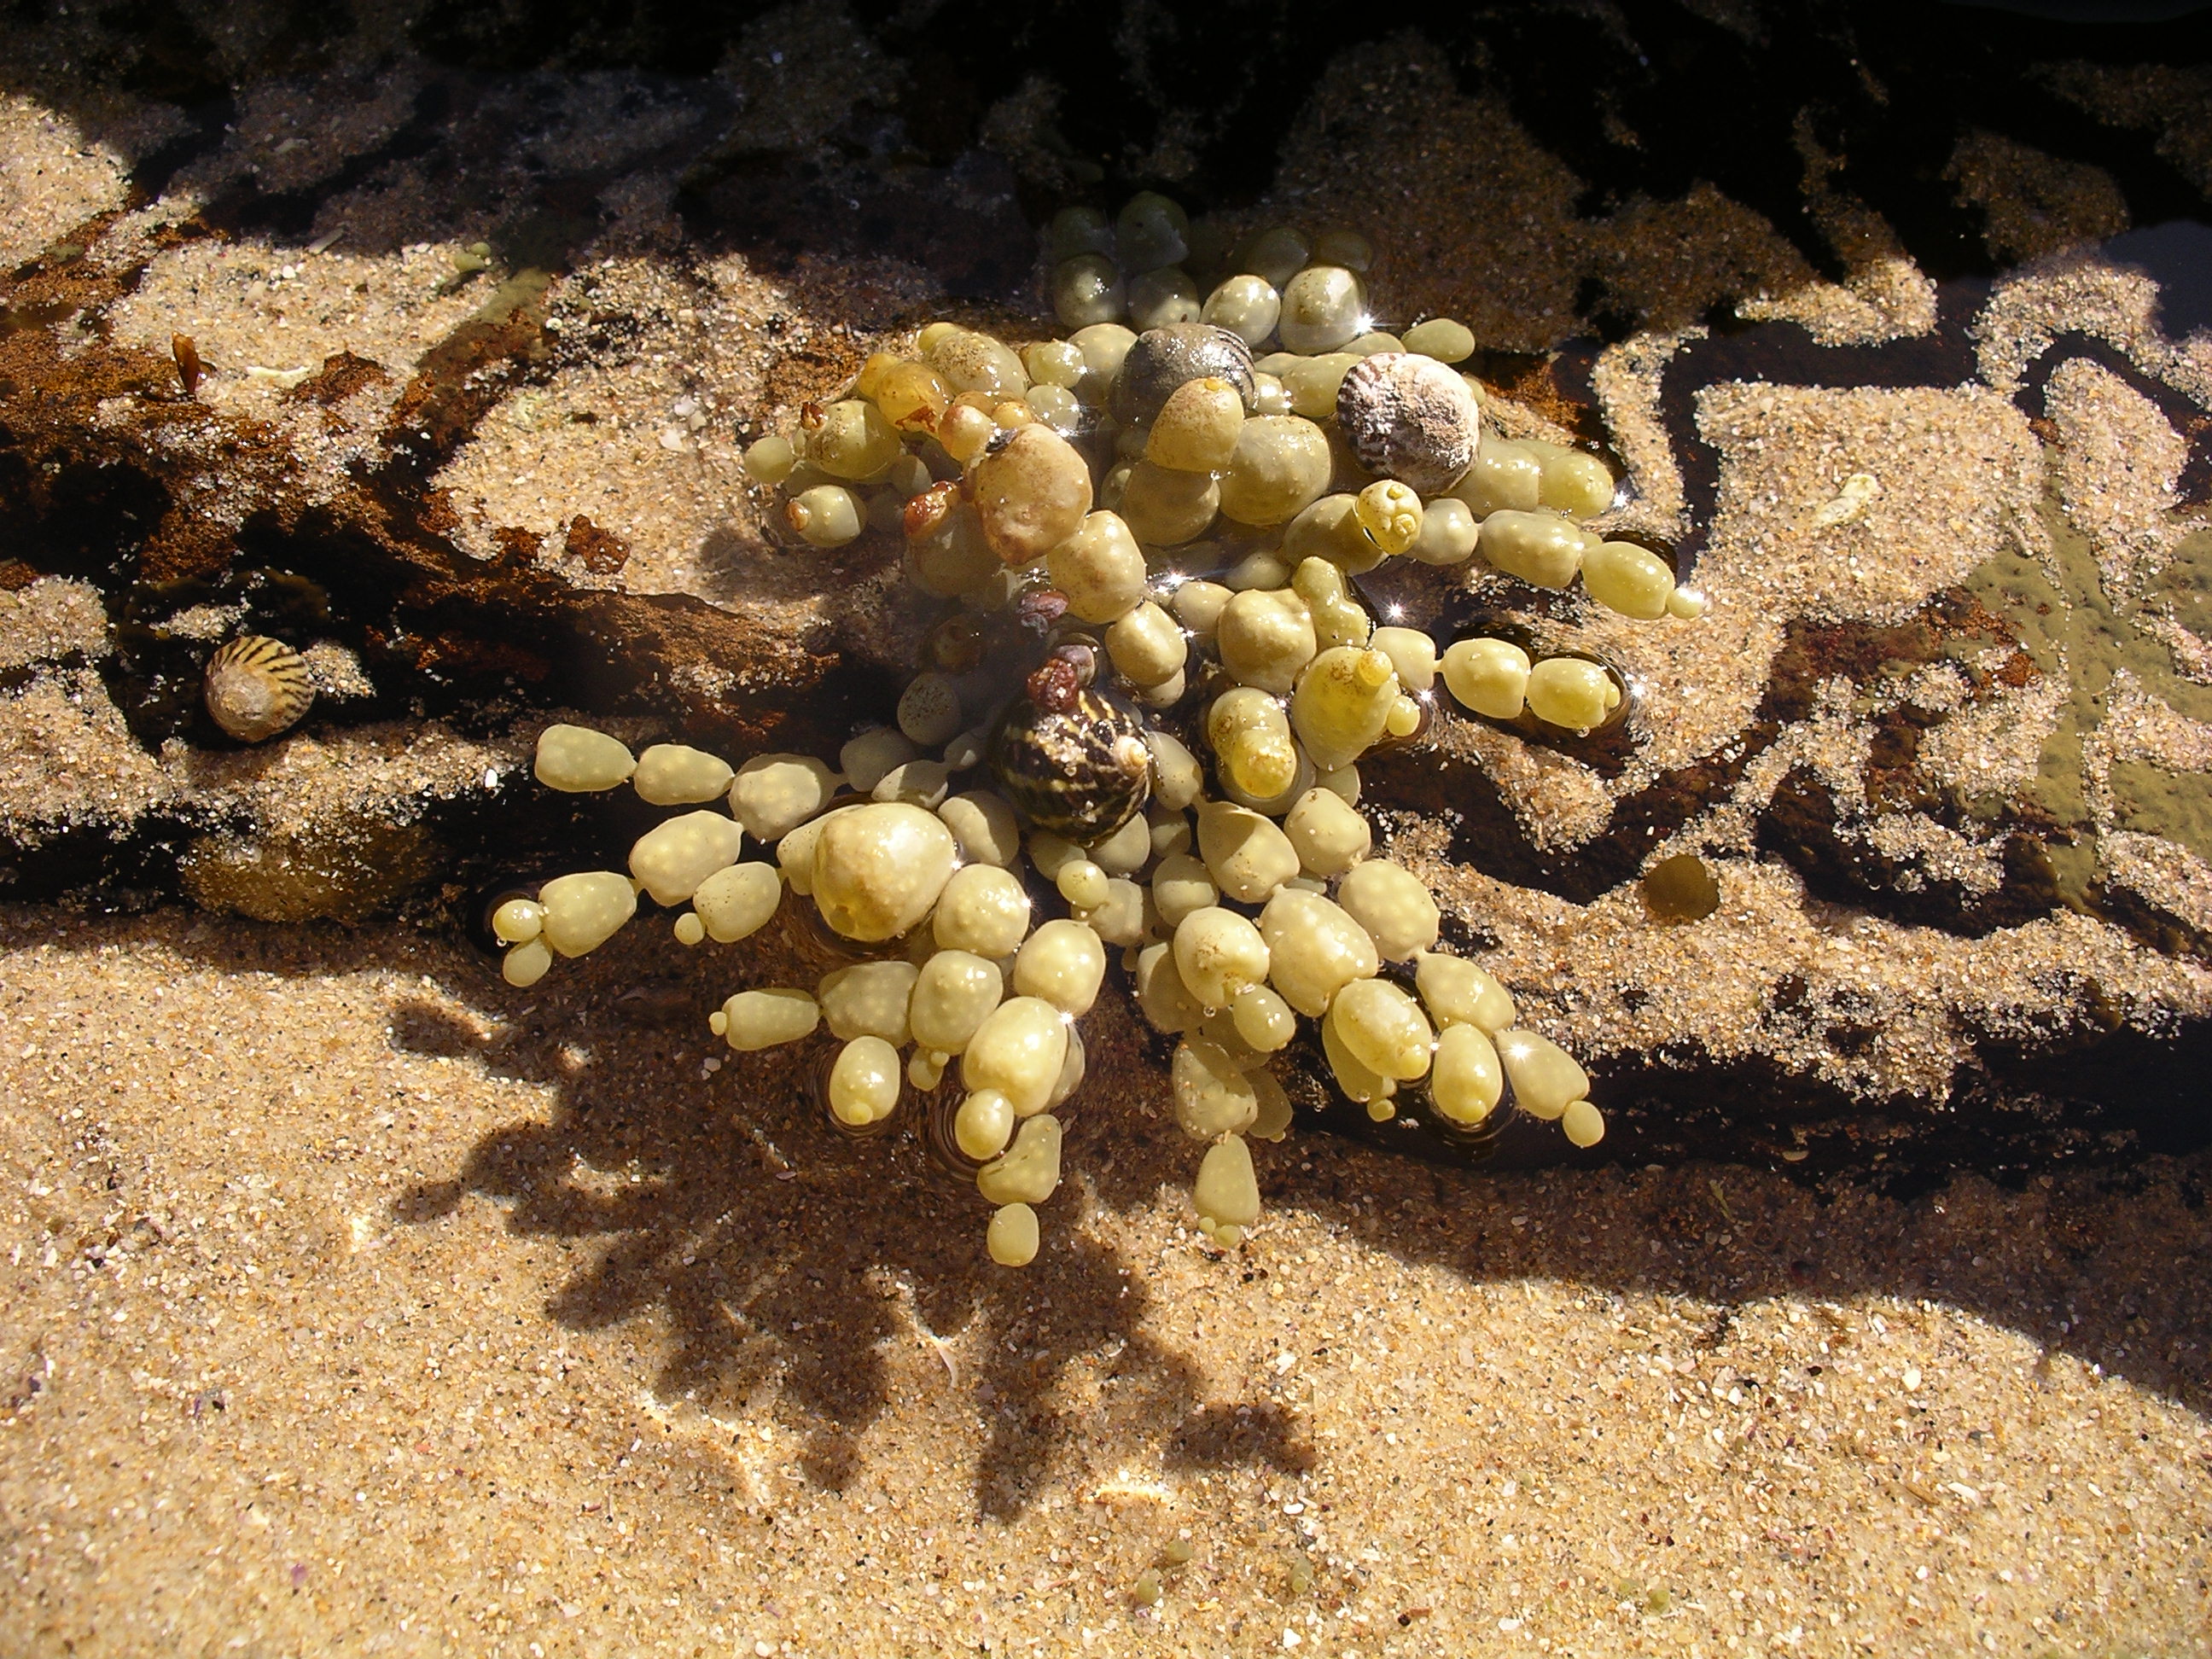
xmin=669 ymin=128 xmax=1038 ymax=306
xmin=1447 ymin=3 xmax=2211 ymax=288
xmin=1294 ymin=1132 xmax=2212 ymax=1416
xmin=1266 ymin=950 xmax=2212 ymax=1183
xmin=376 ymin=932 xmax=1314 ymax=1516
xmin=3 ymin=1 xmax=2208 ymax=341
xmin=393 ymin=0 xmax=2212 ymax=271
xmin=2107 ymin=218 xmax=2212 ymax=341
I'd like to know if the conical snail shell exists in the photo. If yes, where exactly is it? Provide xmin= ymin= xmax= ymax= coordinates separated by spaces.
xmin=204 ymin=635 xmax=313 ymax=742
xmin=987 ymin=683 xmax=1152 ymax=845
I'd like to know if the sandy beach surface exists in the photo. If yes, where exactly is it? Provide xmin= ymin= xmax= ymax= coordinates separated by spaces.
xmin=3 ymin=911 xmax=2209 ymax=1656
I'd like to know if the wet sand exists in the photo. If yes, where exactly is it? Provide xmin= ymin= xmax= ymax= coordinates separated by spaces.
xmin=4 ymin=6 xmax=2212 ymax=1656
xmin=3 ymin=911 xmax=2209 ymax=1656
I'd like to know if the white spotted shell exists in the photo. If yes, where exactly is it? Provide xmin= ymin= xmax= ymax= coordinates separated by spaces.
xmin=204 ymin=634 xmax=313 ymax=742
xmin=1336 ymin=352 xmax=1481 ymax=496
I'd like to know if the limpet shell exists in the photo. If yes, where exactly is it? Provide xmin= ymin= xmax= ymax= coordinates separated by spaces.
xmin=204 ymin=634 xmax=313 ymax=742
xmin=1336 ymin=352 xmax=1481 ymax=497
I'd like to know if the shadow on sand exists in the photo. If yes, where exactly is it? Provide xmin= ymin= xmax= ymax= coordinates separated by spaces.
xmin=218 ymin=916 xmax=2209 ymax=1521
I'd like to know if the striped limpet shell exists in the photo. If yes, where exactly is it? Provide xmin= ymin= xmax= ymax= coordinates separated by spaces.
xmin=1336 ymin=351 xmax=1481 ymax=497
xmin=203 ymin=634 xmax=313 ymax=742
